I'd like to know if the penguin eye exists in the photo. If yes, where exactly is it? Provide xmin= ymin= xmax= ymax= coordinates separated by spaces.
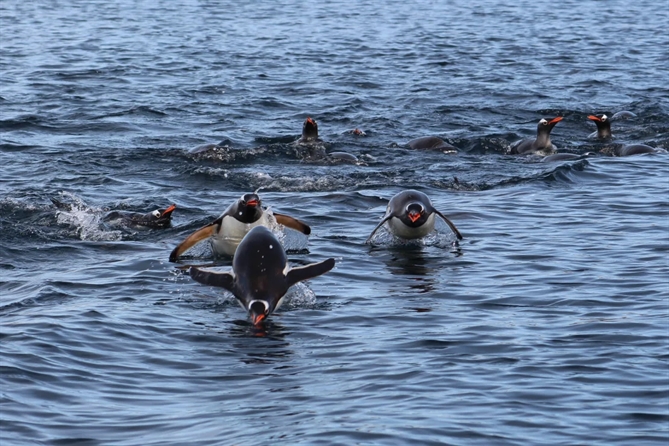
xmin=152 ymin=210 xmax=161 ymax=217
xmin=539 ymin=119 xmax=548 ymax=125
xmin=601 ymin=115 xmax=608 ymax=121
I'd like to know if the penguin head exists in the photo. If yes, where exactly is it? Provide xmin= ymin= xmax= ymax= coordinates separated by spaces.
xmin=248 ymin=299 xmax=270 ymax=325
xmin=402 ymin=202 xmax=428 ymax=227
xmin=144 ymin=203 xmax=176 ymax=227
xmin=236 ymin=193 xmax=263 ymax=223
xmin=302 ymin=116 xmax=319 ymax=140
xmin=587 ymin=114 xmax=612 ymax=139
xmin=538 ymin=116 xmax=563 ymax=132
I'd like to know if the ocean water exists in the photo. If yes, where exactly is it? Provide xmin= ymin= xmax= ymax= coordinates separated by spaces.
xmin=1 ymin=0 xmax=668 ymax=444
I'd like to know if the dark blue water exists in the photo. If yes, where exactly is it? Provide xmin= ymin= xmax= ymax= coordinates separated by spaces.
xmin=2 ymin=1 xmax=668 ymax=444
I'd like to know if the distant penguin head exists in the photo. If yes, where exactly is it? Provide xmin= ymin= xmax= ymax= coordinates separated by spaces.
xmin=248 ymin=299 xmax=270 ymax=325
xmin=145 ymin=203 xmax=176 ymax=227
xmin=538 ymin=116 xmax=563 ymax=131
xmin=587 ymin=114 xmax=612 ymax=138
xmin=403 ymin=202 xmax=428 ymax=227
xmin=302 ymin=116 xmax=319 ymax=140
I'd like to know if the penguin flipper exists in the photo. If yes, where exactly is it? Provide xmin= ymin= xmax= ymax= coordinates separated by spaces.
xmin=169 ymin=223 xmax=217 ymax=262
xmin=434 ymin=210 xmax=463 ymax=240
xmin=285 ymin=258 xmax=335 ymax=288
xmin=189 ymin=267 xmax=235 ymax=292
xmin=274 ymin=213 xmax=311 ymax=235
xmin=365 ymin=215 xmax=392 ymax=244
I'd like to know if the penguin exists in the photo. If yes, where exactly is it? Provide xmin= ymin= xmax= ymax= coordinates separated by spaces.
xmin=587 ymin=115 xmax=664 ymax=156
xmin=614 ymin=144 xmax=665 ymax=157
xmin=169 ymin=193 xmax=310 ymax=262
xmin=189 ymin=226 xmax=335 ymax=325
xmin=541 ymin=152 xmax=596 ymax=162
xmin=509 ymin=117 xmax=563 ymax=155
xmin=103 ymin=204 xmax=177 ymax=229
xmin=366 ymin=190 xmax=463 ymax=243
xmin=406 ymin=136 xmax=457 ymax=152
xmin=587 ymin=114 xmax=613 ymax=139
xmin=297 ymin=116 xmax=320 ymax=144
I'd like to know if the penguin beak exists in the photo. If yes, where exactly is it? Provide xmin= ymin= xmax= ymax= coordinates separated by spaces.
xmin=408 ymin=210 xmax=421 ymax=223
xmin=306 ymin=117 xmax=314 ymax=125
xmin=587 ymin=115 xmax=601 ymax=122
xmin=246 ymin=199 xmax=258 ymax=207
xmin=548 ymin=117 xmax=563 ymax=125
xmin=160 ymin=204 xmax=177 ymax=217
xmin=251 ymin=313 xmax=266 ymax=325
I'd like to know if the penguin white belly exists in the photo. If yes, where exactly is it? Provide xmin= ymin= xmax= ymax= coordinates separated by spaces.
xmin=387 ymin=214 xmax=435 ymax=239
xmin=211 ymin=213 xmax=274 ymax=256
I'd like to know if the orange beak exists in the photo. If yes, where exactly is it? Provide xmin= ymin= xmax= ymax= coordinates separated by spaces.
xmin=306 ymin=117 xmax=314 ymax=124
xmin=408 ymin=211 xmax=421 ymax=223
xmin=548 ymin=117 xmax=563 ymax=125
xmin=246 ymin=199 xmax=258 ymax=207
xmin=251 ymin=313 xmax=266 ymax=325
xmin=587 ymin=115 xmax=601 ymax=122
xmin=162 ymin=204 xmax=177 ymax=215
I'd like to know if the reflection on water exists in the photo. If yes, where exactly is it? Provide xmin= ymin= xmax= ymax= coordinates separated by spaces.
xmin=227 ymin=319 xmax=294 ymax=365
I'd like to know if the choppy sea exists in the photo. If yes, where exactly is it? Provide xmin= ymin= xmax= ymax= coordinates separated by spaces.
xmin=1 ymin=0 xmax=668 ymax=444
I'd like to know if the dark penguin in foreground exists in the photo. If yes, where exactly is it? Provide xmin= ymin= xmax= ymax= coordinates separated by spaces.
xmin=366 ymin=190 xmax=463 ymax=243
xmin=103 ymin=204 xmax=177 ymax=229
xmin=406 ymin=136 xmax=457 ymax=152
xmin=510 ymin=117 xmax=563 ymax=155
xmin=190 ymin=226 xmax=335 ymax=325
xmin=169 ymin=193 xmax=310 ymax=261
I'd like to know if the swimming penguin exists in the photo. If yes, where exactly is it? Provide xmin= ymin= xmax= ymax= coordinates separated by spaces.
xmin=406 ymin=136 xmax=457 ymax=153
xmin=169 ymin=193 xmax=310 ymax=262
xmin=541 ymin=152 xmax=596 ymax=162
xmin=587 ymin=115 xmax=664 ymax=156
xmin=587 ymin=114 xmax=612 ymax=139
xmin=189 ymin=226 xmax=335 ymax=325
xmin=103 ymin=204 xmax=177 ymax=229
xmin=509 ymin=117 xmax=563 ymax=155
xmin=295 ymin=116 xmax=323 ymax=144
xmin=614 ymin=144 xmax=665 ymax=157
xmin=366 ymin=190 xmax=463 ymax=243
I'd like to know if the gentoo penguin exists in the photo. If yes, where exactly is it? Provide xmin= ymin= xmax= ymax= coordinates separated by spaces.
xmin=541 ymin=152 xmax=595 ymax=162
xmin=587 ymin=114 xmax=612 ymax=139
xmin=169 ymin=193 xmax=310 ymax=262
xmin=509 ymin=117 xmax=563 ymax=155
xmin=614 ymin=144 xmax=665 ymax=157
xmin=190 ymin=226 xmax=335 ymax=325
xmin=587 ymin=115 xmax=665 ymax=156
xmin=103 ymin=204 xmax=177 ymax=229
xmin=406 ymin=136 xmax=457 ymax=152
xmin=366 ymin=190 xmax=463 ymax=243
xmin=297 ymin=117 xmax=320 ymax=144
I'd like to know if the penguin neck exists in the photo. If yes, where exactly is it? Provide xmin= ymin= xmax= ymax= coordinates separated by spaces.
xmin=534 ymin=129 xmax=552 ymax=150
xmin=237 ymin=207 xmax=263 ymax=224
xmin=597 ymin=124 xmax=612 ymax=139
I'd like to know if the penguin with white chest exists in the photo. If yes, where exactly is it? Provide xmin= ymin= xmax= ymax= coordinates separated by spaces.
xmin=169 ymin=193 xmax=310 ymax=262
xmin=366 ymin=190 xmax=463 ymax=243
xmin=190 ymin=226 xmax=335 ymax=325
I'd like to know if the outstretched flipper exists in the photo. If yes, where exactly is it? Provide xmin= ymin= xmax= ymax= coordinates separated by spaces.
xmin=365 ymin=214 xmax=393 ymax=244
xmin=434 ymin=210 xmax=463 ymax=240
xmin=274 ymin=212 xmax=311 ymax=235
xmin=189 ymin=266 xmax=235 ymax=292
xmin=285 ymin=258 xmax=335 ymax=288
xmin=169 ymin=221 xmax=218 ymax=262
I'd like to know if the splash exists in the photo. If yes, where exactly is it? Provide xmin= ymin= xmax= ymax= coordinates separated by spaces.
xmin=53 ymin=192 xmax=123 ymax=241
